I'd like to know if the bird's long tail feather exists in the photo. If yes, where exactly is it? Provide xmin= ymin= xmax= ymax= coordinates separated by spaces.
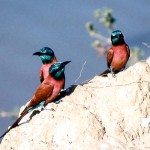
xmin=20 ymin=106 xmax=33 ymax=115
xmin=99 ymin=69 xmax=110 ymax=76
xmin=20 ymin=101 xmax=44 ymax=115
xmin=0 ymin=107 xmax=32 ymax=139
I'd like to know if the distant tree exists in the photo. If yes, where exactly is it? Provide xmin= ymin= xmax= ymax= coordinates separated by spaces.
xmin=86 ymin=7 xmax=144 ymax=65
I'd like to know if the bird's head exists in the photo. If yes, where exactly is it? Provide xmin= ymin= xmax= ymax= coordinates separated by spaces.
xmin=49 ymin=61 xmax=71 ymax=80
xmin=33 ymin=47 xmax=55 ymax=64
xmin=111 ymin=30 xmax=125 ymax=46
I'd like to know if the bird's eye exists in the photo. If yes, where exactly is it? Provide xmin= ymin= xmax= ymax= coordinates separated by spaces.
xmin=118 ymin=32 xmax=121 ymax=35
xmin=111 ymin=33 xmax=115 ymax=36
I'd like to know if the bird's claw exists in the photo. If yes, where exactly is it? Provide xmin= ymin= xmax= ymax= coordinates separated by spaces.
xmin=112 ymin=73 xmax=116 ymax=78
xmin=41 ymin=105 xmax=55 ymax=111
xmin=54 ymin=99 xmax=63 ymax=104
xmin=41 ymin=106 xmax=45 ymax=111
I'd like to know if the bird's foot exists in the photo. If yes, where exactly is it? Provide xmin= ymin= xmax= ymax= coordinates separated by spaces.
xmin=109 ymin=67 xmax=116 ymax=78
xmin=112 ymin=73 xmax=116 ymax=78
xmin=54 ymin=99 xmax=63 ymax=104
xmin=107 ymin=72 xmax=116 ymax=79
xmin=41 ymin=106 xmax=45 ymax=111
xmin=41 ymin=105 xmax=55 ymax=111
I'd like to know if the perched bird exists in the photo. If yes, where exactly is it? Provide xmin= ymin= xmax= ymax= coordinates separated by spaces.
xmin=0 ymin=61 xmax=71 ymax=138
xmin=28 ymin=47 xmax=58 ymax=109
xmin=33 ymin=47 xmax=57 ymax=83
xmin=100 ymin=30 xmax=130 ymax=76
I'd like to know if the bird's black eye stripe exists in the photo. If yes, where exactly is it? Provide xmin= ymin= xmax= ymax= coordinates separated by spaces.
xmin=45 ymin=52 xmax=54 ymax=56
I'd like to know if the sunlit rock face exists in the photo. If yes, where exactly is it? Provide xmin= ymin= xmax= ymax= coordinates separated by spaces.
xmin=0 ymin=58 xmax=150 ymax=150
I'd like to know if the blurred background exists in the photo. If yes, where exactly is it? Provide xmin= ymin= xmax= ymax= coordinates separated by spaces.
xmin=0 ymin=0 xmax=150 ymax=135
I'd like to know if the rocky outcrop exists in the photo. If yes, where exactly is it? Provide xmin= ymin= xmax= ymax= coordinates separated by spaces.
xmin=0 ymin=58 xmax=150 ymax=150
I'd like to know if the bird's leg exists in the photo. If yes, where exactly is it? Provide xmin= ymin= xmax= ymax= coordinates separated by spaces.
xmin=109 ymin=67 xmax=116 ymax=77
xmin=41 ymin=102 xmax=50 ymax=111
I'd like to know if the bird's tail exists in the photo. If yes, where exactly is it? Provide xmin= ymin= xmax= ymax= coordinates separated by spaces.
xmin=20 ymin=101 xmax=44 ymax=116
xmin=0 ymin=108 xmax=31 ymax=139
xmin=99 ymin=69 xmax=110 ymax=76
xmin=20 ymin=106 xmax=33 ymax=115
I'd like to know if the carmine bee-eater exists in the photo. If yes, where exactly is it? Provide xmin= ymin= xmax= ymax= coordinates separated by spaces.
xmin=100 ymin=30 xmax=130 ymax=76
xmin=33 ymin=47 xmax=57 ymax=83
xmin=0 ymin=61 xmax=71 ymax=138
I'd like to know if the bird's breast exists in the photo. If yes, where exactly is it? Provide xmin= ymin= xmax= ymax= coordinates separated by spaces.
xmin=111 ymin=45 xmax=129 ymax=71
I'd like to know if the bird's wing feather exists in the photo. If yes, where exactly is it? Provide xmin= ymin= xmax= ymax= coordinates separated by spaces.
xmin=126 ymin=45 xmax=130 ymax=58
xmin=28 ymin=83 xmax=54 ymax=107
xmin=40 ymin=68 xmax=44 ymax=83
xmin=107 ymin=48 xmax=114 ymax=68
xmin=44 ymin=85 xmax=61 ymax=105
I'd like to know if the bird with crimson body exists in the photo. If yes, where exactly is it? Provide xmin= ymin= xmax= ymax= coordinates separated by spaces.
xmin=25 ymin=47 xmax=58 ymax=111
xmin=100 ymin=30 xmax=130 ymax=76
xmin=0 ymin=61 xmax=71 ymax=139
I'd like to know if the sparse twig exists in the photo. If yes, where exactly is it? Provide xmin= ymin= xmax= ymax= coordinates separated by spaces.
xmin=74 ymin=61 xmax=87 ymax=83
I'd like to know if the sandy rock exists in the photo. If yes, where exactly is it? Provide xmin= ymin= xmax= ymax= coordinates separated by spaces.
xmin=0 ymin=59 xmax=150 ymax=150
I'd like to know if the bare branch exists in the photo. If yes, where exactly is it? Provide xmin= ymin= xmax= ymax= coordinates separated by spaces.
xmin=74 ymin=61 xmax=87 ymax=83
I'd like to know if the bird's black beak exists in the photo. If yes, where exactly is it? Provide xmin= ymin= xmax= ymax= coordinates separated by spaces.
xmin=62 ymin=61 xmax=71 ymax=66
xmin=33 ymin=51 xmax=42 ymax=56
